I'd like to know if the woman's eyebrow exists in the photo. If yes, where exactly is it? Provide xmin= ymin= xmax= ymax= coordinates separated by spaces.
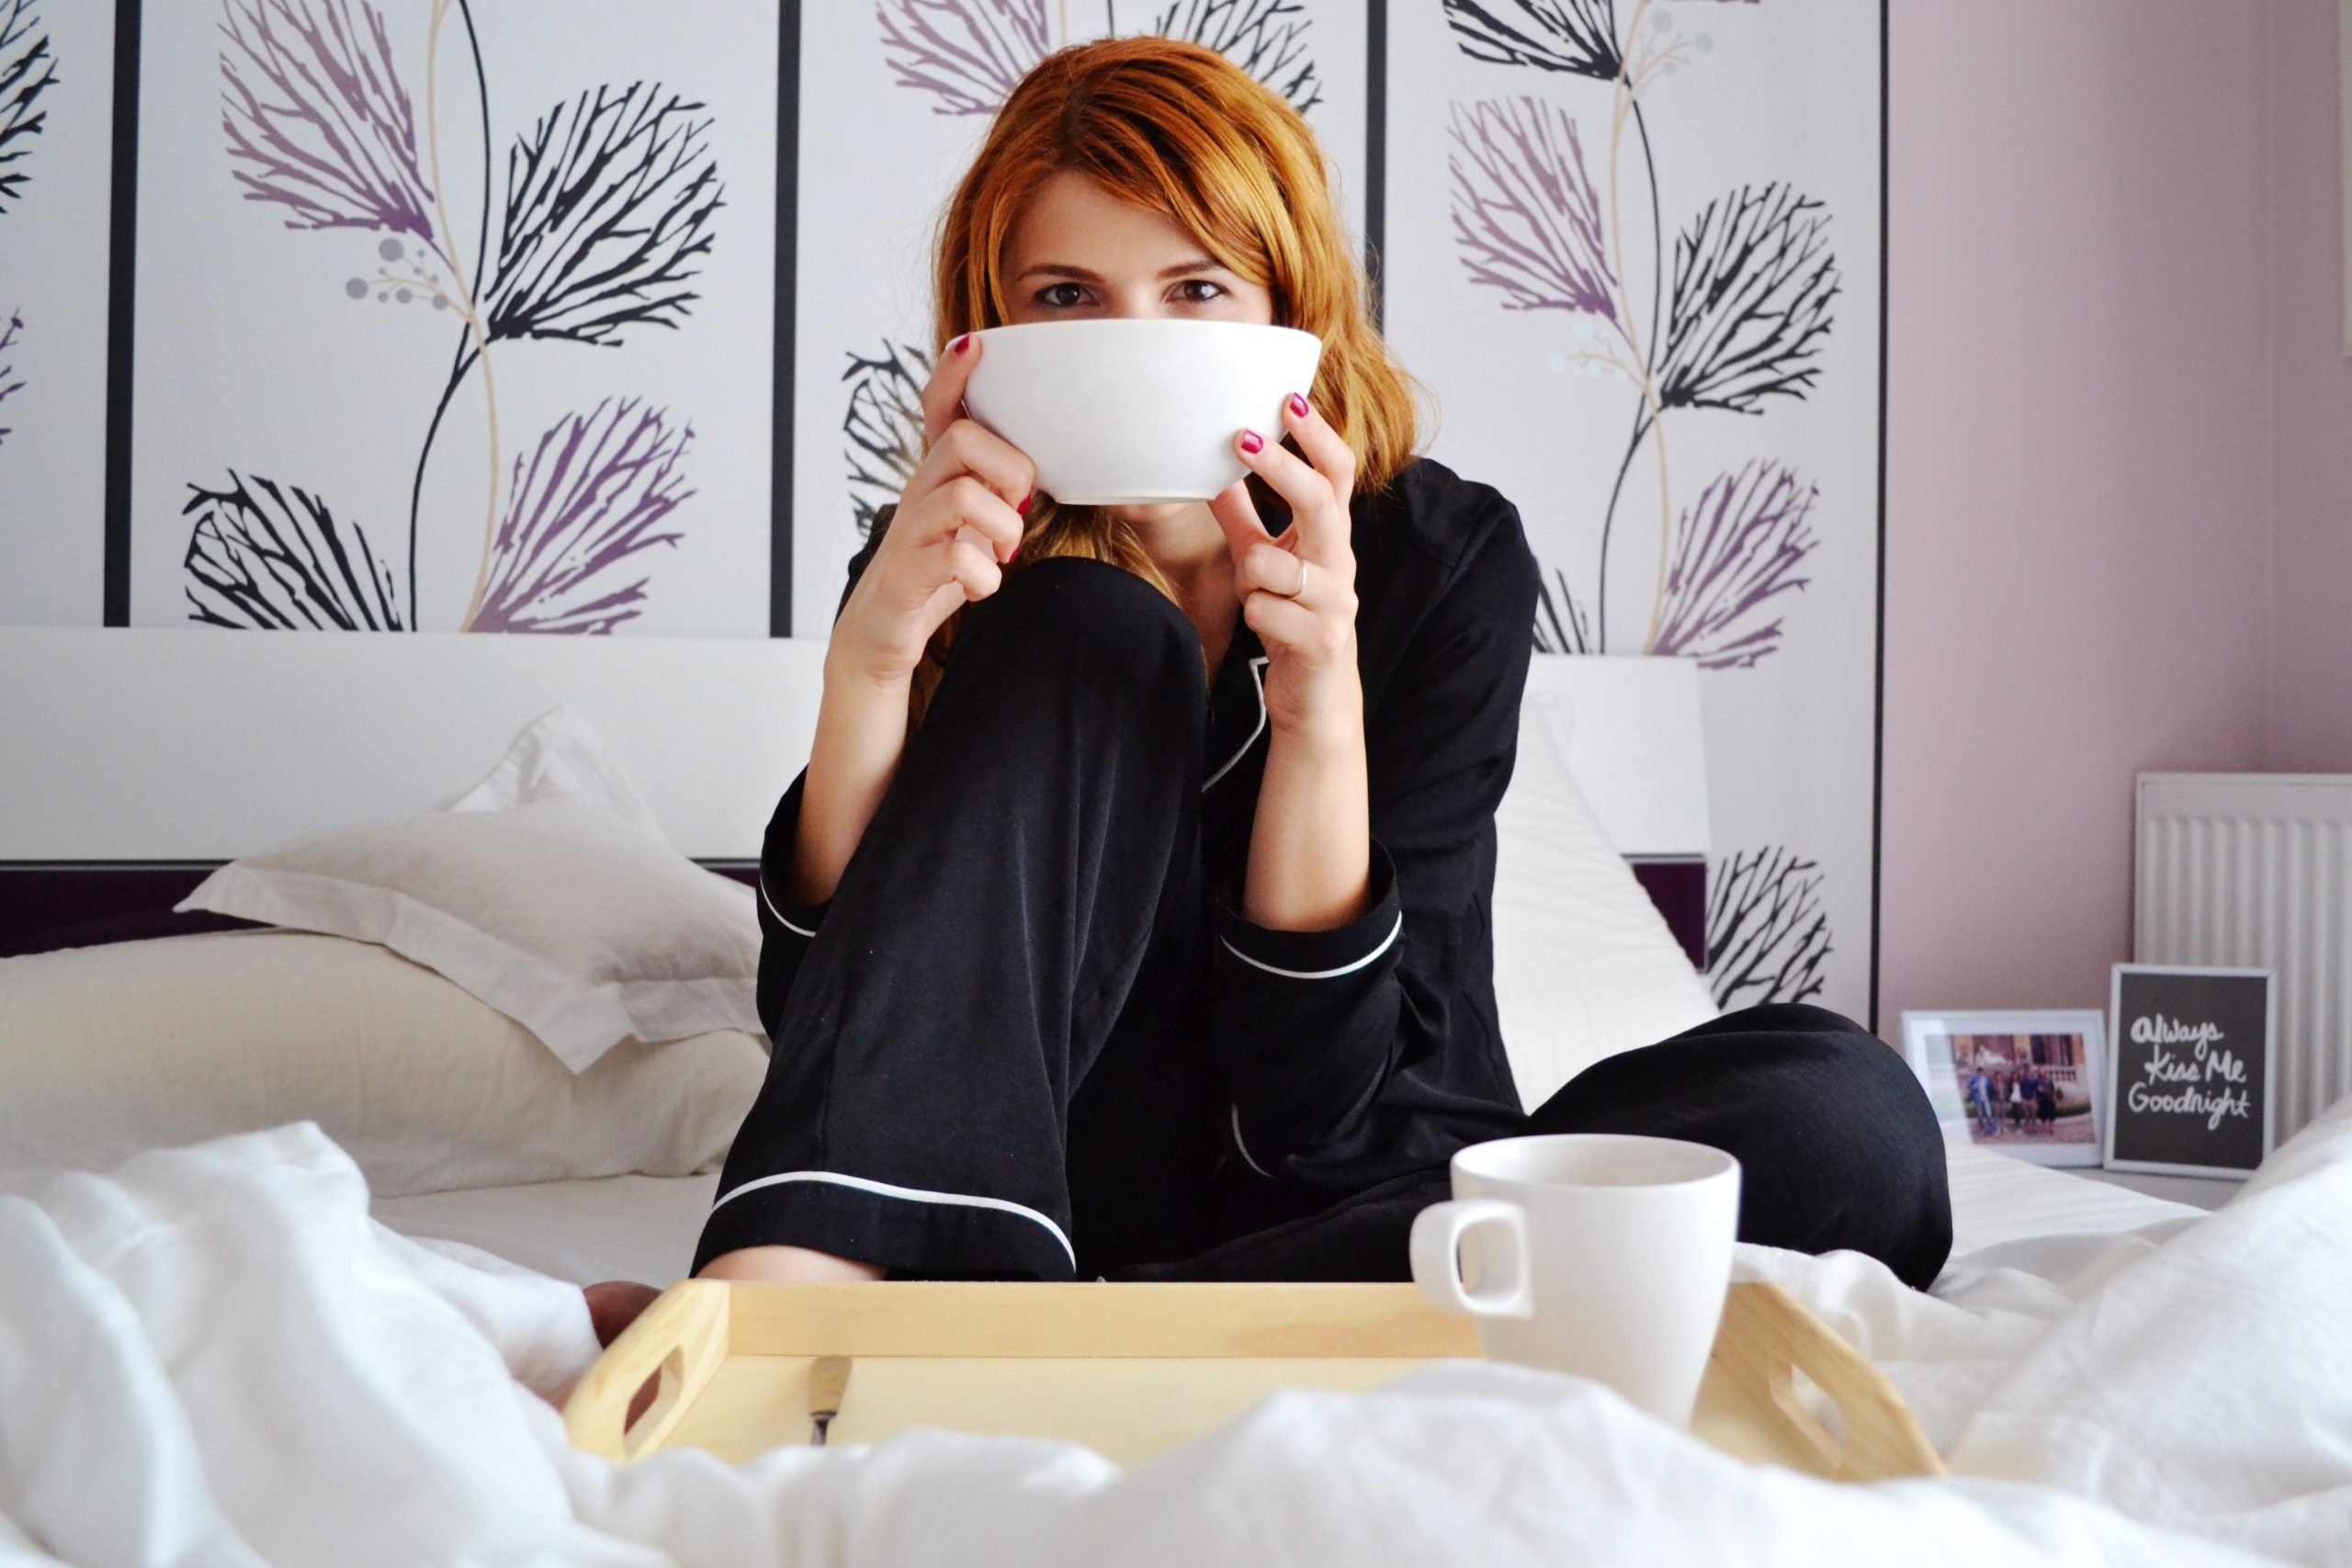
xmin=1014 ymin=258 xmax=1227 ymax=282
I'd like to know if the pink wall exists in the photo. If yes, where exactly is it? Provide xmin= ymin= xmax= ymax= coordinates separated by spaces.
xmin=2267 ymin=2 xmax=2352 ymax=773
xmin=1879 ymin=0 xmax=2301 ymax=1024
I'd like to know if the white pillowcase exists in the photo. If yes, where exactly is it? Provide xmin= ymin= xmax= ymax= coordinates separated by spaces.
xmin=0 ymin=931 xmax=766 ymax=1197
xmin=177 ymin=708 xmax=762 ymax=1073
xmin=1491 ymin=691 xmax=1722 ymax=1109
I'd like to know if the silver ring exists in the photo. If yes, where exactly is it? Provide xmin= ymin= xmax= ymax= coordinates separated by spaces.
xmin=1286 ymin=558 xmax=1309 ymax=598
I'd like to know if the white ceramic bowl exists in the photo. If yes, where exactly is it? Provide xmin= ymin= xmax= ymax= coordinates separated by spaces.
xmin=962 ymin=320 xmax=1325 ymax=505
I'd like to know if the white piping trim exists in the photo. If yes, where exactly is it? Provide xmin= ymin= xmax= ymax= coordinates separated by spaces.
xmin=1220 ymin=910 xmax=1403 ymax=980
xmin=709 ymin=1169 xmax=1076 ymax=1267
xmin=1230 ymin=1105 xmax=1272 ymax=1178
xmin=1202 ymin=655 xmax=1271 ymax=791
xmin=757 ymin=876 xmax=818 ymax=939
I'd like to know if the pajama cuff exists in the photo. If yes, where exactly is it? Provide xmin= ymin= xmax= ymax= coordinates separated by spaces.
xmin=755 ymin=875 xmax=827 ymax=941
xmin=691 ymin=1169 xmax=1078 ymax=1281
xmin=1209 ymin=840 xmax=1404 ymax=981
xmin=1208 ymin=841 xmax=1406 ymax=1166
xmin=755 ymin=770 xmax=831 ymax=941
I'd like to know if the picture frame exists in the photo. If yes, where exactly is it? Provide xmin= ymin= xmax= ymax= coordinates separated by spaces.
xmin=2107 ymin=964 xmax=2278 ymax=1180
xmin=1898 ymin=1010 xmax=2108 ymax=1168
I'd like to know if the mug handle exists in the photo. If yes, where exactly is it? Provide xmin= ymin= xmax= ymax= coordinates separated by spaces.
xmin=1409 ymin=1199 xmax=1534 ymax=1319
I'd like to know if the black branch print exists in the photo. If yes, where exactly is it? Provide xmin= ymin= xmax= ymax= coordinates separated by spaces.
xmin=220 ymin=0 xmax=436 ymax=238
xmin=1651 ymin=460 xmax=1817 ymax=670
xmin=842 ymin=340 xmax=932 ymax=539
xmin=1441 ymin=0 xmax=1622 ymax=84
xmin=1658 ymin=182 xmax=1839 ymax=415
xmin=1706 ymin=845 xmax=1831 ymax=1010
xmin=0 ymin=308 xmax=21 ymax=447
xmin=483 ymin=82 xmax=724 ymax=347
xmin=1532 ymin=565 xmax=1594 ymax=655
xmin=0 ymin=0 xmax=56 ymax=215
xmin=880 ymin=0 xmax=1049 ymax=118
xmin=183 ymin=471 xmax=406 ymax=630
xmin=1151 ymin=0 xmax=1322 ymax=114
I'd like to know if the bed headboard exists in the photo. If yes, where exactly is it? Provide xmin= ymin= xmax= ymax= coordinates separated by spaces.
xmin=0 ymin=628 xmax=1709 ymax=958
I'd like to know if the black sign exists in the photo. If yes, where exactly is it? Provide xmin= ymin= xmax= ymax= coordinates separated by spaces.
xmin=2108 ymin=965 xmax=2275 ymax=1179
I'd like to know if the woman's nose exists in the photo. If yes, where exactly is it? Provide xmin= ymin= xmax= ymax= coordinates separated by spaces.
xmin=1104 ymin=293 xmax=1180 ymax=319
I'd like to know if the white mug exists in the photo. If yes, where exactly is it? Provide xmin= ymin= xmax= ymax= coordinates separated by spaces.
xmin=1408 ymin=1134 xmax=1741 ymax=1427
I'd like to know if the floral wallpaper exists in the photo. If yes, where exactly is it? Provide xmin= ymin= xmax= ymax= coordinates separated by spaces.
xmin=0 ymin=1 xmax=1883 ymax=1015
xmin=1386 ymin=0 xmax=1880 ymax=1014
xmin=0 ymin=0 xmax=57 ymax=456
xmin=172 ymin=0 xmax=725 ymax=634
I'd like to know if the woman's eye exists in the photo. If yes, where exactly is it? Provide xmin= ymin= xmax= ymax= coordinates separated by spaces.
xmin=1038 ymin=282 xmax=1087 ymax=309
xmin=1177 ymin=279 xmax=1227 ymax=304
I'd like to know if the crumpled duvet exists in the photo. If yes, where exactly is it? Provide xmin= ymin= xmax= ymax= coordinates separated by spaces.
xmin=3 ymin=1103 xmax=2347 ymax=1568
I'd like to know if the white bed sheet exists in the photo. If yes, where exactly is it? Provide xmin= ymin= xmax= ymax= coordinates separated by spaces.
xmin=368 ymin=1143 xmax=2199 ymax=1290
xmin=371 ymin=1172 xmax=718 ymax=1289
xmin=1941 ymin=1142 xmax=2197 ymax=1249
xmin=17 ymin=1106 xmax=2352 ymax=1566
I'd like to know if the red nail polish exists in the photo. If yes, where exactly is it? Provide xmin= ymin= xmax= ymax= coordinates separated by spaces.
xmin=1287 ymin=392 xmax=1309 ymax=418
xmin=1239 ymin=429 xmax=1263 ymax=454
xmin=1017 ymin=491 xmax=1034 ymax=515
xmin=951 ymin=333 xmax=971 ymax=354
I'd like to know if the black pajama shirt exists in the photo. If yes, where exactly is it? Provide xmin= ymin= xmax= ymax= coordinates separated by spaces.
xmin=694 ymin=458 xmax=1953 ymax=1292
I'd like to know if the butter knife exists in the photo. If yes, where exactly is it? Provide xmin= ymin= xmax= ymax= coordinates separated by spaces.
xmin=808 ymin=1355 xmax=853 ymax=1447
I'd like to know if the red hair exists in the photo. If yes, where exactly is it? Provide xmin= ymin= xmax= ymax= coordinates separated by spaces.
xmin=934 ymin=37 xmax=1418 ymax=490
xmin=908 ymin=35 xmax=1422 ymax=712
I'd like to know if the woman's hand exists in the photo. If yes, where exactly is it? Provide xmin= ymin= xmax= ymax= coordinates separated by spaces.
xmin=1210 ymin=391 xmax=1363 ymax=738
xmin=831 ymin=333 xmax=1035 ymax=687
xmin=790 ymin=334 xmax=1032 ymax=905
xmin=1213 ymin=391 xmax=1373 ymax=932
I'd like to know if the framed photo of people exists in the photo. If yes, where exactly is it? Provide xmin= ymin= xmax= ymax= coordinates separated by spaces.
xmin=1899 ymin=1010 xmax=2108 ymax=1168
xmin=2106 ymin=964 xmax=2277 ymax=1180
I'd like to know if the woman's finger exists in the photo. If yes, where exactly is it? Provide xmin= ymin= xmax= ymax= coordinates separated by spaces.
xmin=1207 ymin=473 xmax=1275 ymax=563
xmin=908 ymin=417 xmax=1037 ymax=518
xmin=941 ymin=532 xmax=1003 ymax=603
xmin=930 ymin=475 xmax=1024 ymax=561
xmin=918 ymin=332 xmax=983 ymax=447
xmin=1239 ymin=586 xmax=1327 ymax=657
xmin=1232 ymin=425 xmax=1347 ymax=568
xmin=1238 ymin=539 xmax=1309 ymax=602
xmin=1278 ymin=391 xmax=1357 ymax=513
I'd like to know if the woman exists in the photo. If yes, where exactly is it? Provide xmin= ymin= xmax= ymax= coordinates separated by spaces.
xmin=672 ymin=38 xmax=1949 ymax=1304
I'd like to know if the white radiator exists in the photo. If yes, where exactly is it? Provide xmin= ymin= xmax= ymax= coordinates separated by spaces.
xmin=2135 ymin=774 xmax=2352 ymax=1145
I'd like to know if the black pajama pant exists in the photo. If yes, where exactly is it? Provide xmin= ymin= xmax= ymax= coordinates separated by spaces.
xmin=695 ymin=558 xmax=1954 ymax=1292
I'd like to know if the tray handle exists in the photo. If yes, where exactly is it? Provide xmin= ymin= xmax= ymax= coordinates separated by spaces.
xmin=563 ymin=1279 xmax=730 ymax=1462
xmin=1710 ymin=1281 xmax=1946 ymax=1483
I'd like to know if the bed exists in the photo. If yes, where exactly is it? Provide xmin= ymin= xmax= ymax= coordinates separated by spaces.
xmin=1 ymin=625 xmax=2186 ymax=1278
xmin=6 ymin=627 xmax=2341 ymax=1568
xmin=362 ymin=1137 xmax=2194 ymax=1292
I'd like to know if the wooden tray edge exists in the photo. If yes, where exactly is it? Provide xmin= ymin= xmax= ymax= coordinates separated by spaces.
xmin=562 ymin=1280 xmax=1945 ymax=1481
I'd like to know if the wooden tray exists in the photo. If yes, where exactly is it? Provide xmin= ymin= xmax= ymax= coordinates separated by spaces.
xmin=563 ymin=1280 xmax=1943 ymax=1482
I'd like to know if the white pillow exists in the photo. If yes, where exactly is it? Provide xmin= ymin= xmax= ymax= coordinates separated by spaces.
xmin=176 ymin=708 xmax=762 ymax=1073
xmin=1492 ymin=691 xmax=1722 ymax=1108
xmin=0 ymin=931 xmax=766 ymax=1197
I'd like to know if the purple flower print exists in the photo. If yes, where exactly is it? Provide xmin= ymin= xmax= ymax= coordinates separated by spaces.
xmin=220 ymin=0 xmax=435 ymax=239
xmin=879 ymin=0 xmax=1049 ymax=117
xmin=470 ymin=400 xmax=693 ymax=635
xmin=1650 ymin=460 xmax=1817 ymax=670
xmin=1447 ymin=96 xmax=1618 ymax=321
